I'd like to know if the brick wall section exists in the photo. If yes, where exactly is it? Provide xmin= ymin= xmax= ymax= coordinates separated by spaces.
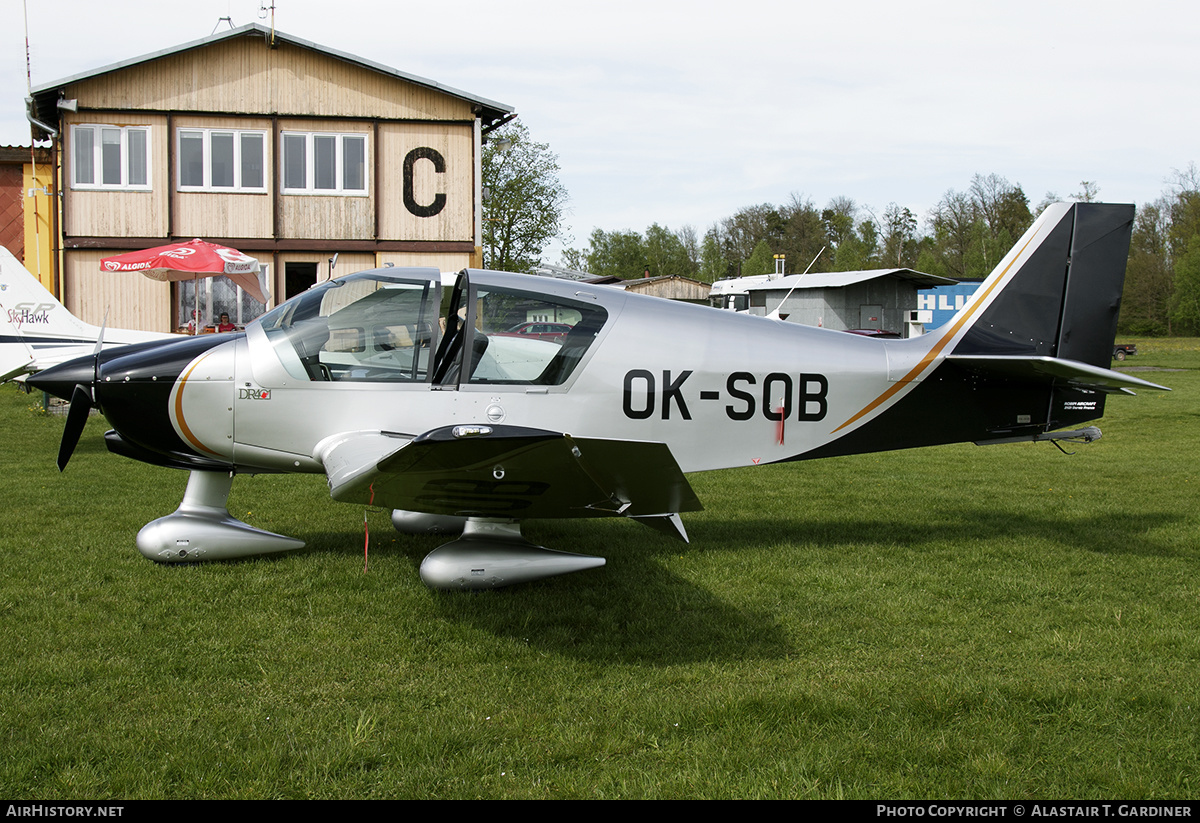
xmin=0 ymin=164 xmax=23 ymax=260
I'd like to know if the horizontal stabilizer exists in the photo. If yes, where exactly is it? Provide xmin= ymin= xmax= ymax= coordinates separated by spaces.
xmin=0 ymin=351 xmax=35 ymax=383
xmin=944 ymin=355 xmax=1170 ymax=394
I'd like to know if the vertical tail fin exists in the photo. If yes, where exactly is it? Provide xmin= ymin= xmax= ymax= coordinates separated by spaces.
xmin=804 ymin=202 xmax=1156 ymax=460
xmin=1 ymin=245 xmax=100 ymax=382
xmin=0 ymin=247 xmax=49 ymax=380
xmin=0 ymin=244 xmax=98 ymax=342
xmin=952 ymin=202 xmax=1134 ymax=368
xmin=1 ymin=245 xmax=179 ymax=382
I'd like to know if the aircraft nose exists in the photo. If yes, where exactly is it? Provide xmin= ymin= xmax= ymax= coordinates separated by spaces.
xmin=27 ymin=355 xmax=95 ymax=401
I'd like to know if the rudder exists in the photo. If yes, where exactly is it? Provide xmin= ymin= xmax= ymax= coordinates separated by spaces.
xmin=1057 ymin=203 xmax=1135 ymax=368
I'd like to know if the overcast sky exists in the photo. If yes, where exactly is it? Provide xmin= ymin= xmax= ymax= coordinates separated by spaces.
xmin=5 ymin=0 xmax=1198 ymax=260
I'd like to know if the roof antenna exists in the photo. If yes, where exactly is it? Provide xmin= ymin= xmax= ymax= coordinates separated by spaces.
xmin=259 ymin=2 xmax=277 ymax=47
xmin=212 ymin=17 xmax=235 ymax=34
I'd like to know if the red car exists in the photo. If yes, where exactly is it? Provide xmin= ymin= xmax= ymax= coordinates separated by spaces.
xmin=842 ymin=328 xmax=902 ymax=339
xmin=494 ymin=322 xmax=573 ymax=342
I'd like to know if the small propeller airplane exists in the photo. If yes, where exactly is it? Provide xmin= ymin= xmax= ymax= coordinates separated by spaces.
xmin=30 ymin=202 xmax=1168 ymax=589
xmin=0 ymin=246 xmax=177 ymax=383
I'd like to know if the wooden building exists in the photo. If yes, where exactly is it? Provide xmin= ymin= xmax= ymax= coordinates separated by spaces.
xmin=607 ymin=274 xmax=711 ymax=304
xmin=27 ymin=23 xmax=514 ymax=332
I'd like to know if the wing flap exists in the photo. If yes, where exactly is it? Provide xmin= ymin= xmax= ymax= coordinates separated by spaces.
xmin=325 ymin=424 xmax=702 ymax=519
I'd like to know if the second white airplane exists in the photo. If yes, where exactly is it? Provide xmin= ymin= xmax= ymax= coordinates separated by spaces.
xmin=0 ymin=246 xmax=176 ymax=383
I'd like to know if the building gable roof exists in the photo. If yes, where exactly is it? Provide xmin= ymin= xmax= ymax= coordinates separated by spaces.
xmin=745 ymin=268 xmax=957 ymax=291
xmin=30 ymin=23 xmax=514 ymax=134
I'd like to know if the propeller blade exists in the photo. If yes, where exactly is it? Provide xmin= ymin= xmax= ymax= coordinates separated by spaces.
xmin=57 ymin=384 xmax=93 ymax=472
xmin=92 ymin=311 xmax=108 ymax=399
xmin=93 ymin=310 xmax=108 ymax=357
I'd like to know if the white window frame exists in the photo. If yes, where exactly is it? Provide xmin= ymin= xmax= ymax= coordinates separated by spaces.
xmin=70 ymin=124 xmax=152 ymax=191
xmin=177 ymin=128 xmax=268 ymax=193
xmin=280 ymin=131 xmax=368 ymax=196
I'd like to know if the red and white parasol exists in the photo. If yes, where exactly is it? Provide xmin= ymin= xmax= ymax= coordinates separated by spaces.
xmin=100 ymin=239 xmax=268 ymax=304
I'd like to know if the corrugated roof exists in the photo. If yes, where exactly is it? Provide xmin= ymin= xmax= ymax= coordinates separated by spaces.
xmin=744 ymin=268 xmax=956 ymax=290
xmin=612 ymin=274 xmax=709 ymax=290
xmin=0 ymin=145 xmax=52 ymax=162
xmin=29 ymin=23 xmax=514 ymax=133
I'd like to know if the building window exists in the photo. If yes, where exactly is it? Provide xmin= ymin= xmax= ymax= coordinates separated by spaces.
xmin=176 ymin=268 xmax=270 ymax=333
xmin=71 ymin=125 xmax=151 ymax=190
xmin=281 ymin=132 xmax=367 ymax=195
xmin=177 ymin=129 xmax=267 ymax=192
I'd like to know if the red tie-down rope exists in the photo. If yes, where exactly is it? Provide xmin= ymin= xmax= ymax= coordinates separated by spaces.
xmin=363 ymin=484 xmax=376 ymax=572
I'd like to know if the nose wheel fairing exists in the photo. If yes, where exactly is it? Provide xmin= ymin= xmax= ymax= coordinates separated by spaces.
xmin=136 ymin=471 xmax=305 ymax=562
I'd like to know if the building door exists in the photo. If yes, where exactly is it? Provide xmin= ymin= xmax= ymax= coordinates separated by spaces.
xmin=859 ymin=304 xmax=883 ymax=330
xmin=285 ymin=262 xmax=318 ymax=300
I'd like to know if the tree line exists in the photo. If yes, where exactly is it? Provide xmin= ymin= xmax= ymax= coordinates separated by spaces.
xmin=559 ymin=173 xmax=1055 ymax=283
xmin=562 ymin=170 xmax=1200 ymax=336
xmin=480 ymin=123 xmax=1200 ymax=336
xmin=1119 ymin=167 xmax=1200 ymax=335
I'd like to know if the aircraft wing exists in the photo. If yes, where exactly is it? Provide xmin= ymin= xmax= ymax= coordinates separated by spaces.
xmin=318 ymin=431 xmax=416 ymax=499
xmin=943 ymin=355 xmax=1170 ymax=394
xmin=322 ymin=424 xmax=703 ymax=519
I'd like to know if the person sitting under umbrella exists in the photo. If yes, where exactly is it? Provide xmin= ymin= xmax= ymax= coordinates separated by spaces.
xmin=217 ymin=312 xmax=236 ymax=333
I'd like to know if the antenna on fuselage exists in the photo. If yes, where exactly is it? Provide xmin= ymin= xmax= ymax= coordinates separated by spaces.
xmin=766 ymin=246 xmax=824 ymax=321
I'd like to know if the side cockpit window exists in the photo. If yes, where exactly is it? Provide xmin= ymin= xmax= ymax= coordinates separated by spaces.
xmin=465 ymin=286 xmax=607 ymax=386
xmin=257 ymin=272 xmax=440 ymax=382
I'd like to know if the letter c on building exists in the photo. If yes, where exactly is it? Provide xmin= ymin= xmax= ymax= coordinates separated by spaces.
xmin=403 ymin=147 xmax=447 ymax=218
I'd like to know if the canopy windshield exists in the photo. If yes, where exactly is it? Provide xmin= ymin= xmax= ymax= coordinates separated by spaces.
xmin=254 ymin=269 xmax=609 ymax=386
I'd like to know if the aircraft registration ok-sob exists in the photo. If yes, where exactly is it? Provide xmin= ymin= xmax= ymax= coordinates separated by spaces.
xmin=30 ymin=202 xmax=1168 ymax=589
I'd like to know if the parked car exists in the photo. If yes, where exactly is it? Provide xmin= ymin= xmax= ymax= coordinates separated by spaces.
xmin=1113 ymin=344 xmax=1138 ymax=361
xmin=493 ymin=322 xmax=574 ymax=343
xmin=842 ymin=328 xmax=903 ymax=339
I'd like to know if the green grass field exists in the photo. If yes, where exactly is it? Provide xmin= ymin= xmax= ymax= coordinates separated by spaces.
xmin=2 ymin=343 xmax=1198 ymax=799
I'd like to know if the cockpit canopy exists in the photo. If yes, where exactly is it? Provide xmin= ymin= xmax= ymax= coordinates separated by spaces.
xmin=254 ymin=268 xmax=610 ymax=386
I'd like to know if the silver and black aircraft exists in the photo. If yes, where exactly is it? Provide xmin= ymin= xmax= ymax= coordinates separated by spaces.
xmin=31 ymin=202 xmax=1167 ymax=589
